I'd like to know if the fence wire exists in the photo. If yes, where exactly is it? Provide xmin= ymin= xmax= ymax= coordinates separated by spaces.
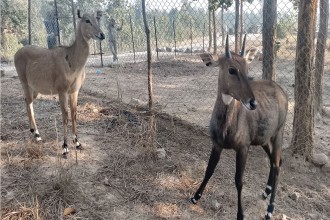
xmin=1 ymin=0 xmax=330 ymax=149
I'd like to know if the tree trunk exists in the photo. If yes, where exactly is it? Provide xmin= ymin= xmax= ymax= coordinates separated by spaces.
xmin=28 ymin=0 xmax=31 ymax=45
xmin=212 ymin=9 xmax=217 ymax=54
xmin=54 ymin=0 xmax=61 ymax=45
xmin=141 ymin=0 xmax=153 ymax=109
xmin=291 ymin=0 xmax=318 ymax=159
xmin=71 ymin=0 xmax=76 ymax=35
xmin=129 ymin=13 xmax=136 ymax=63
xmin=221 ymin=7 xmax=225 ymax=47
xmin=262 ymin=0 xmax=277 ymax=80
xmin=239 ymin=0 xmax=243 ymax=49
xmin=314 ymin=0 xmax=329 ymax=114
xmin=234 ymin=0 xmax=240 ymax=53
xmin=208 ymin=9 xmax=212 ymax=52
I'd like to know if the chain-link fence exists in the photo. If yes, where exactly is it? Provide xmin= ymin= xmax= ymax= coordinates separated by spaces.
xmin=2 ymin=0 xmax=330 ymax=149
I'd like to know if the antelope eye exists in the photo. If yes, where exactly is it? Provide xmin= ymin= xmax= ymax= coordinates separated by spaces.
xmin=228 ymin=67 xmax=237 ymax=75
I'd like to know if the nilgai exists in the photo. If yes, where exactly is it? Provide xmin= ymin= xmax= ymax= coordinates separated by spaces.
xmin=14 ymin=10 xmax=105 ymax=156
xmin=191 ymin=35 xmax=288 ymax=220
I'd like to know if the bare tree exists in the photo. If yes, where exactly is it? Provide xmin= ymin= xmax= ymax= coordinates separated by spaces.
xmin=209 ymin=0 xmax=233 ymax=53
xmin=221 ymin=7 xmax=225 ymax=47
xmin=239 ymin=0 xmax=243 ymax=49
xmin=291 ymin=0 xmax=318 ymax=158
xmin=234 ymin=0 xmax=239 ymax=53
xmin=141 ymin=0 xmax=153 ymax=109
xmin=314 ymin=0 xmax=329 ymax=114
xmin=262 ymin=0 xmax=277 ymax=80
xmin=212 ymin=9 xmax=217 ymax=54
xmin=240 ymin=0 xmax=254 ymax=48
xmin=208 ymin=9 xmax=213 ymax=52
xmin=28 ymin=0 xmax=31 ymax=44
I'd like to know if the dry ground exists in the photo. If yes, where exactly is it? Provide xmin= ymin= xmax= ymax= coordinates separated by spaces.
xmin=1 ymin=58 xmax=330 ymax=220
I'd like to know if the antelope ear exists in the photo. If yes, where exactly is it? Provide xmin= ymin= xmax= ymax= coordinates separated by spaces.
xmin=200 ymin=53 xmax=220 ymax=67
xmin=244 ymin=47 xmax=259 ymax=64
xmin=77 ymin=9 xmax=81 ymax=19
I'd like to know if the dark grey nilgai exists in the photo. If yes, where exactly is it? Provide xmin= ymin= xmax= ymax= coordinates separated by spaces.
xmin=191 ymin=35 xmax=288 ymax=220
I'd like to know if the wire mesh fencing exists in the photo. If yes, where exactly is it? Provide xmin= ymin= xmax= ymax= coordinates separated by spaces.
xmin=3 ymin=0 xmax=330 ymax=148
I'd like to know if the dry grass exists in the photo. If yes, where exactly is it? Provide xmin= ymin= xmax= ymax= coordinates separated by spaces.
xmin=2 ymin=98 xmax=330 ymax=219
xmin=1 ymin=61 xmax=330 ymax=219
xmin=1 ymin=198 xmax=41 ymax=220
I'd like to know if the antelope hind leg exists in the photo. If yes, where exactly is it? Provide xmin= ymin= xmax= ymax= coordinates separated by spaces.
xmin=261 ymin=144 xmax=273 ymax=200
xmin=265 ymin=129 xmax=284 ymax=220
xmin=23 ymin=85 xmax=41 ymax=142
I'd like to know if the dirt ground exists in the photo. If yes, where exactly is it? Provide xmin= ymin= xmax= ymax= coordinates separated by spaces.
xmin=1 ymin=48 xmax=330 ymax=220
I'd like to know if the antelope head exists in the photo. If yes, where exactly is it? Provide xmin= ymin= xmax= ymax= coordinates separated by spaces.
xmin=200 ymin=34 xmax=258 ymax=110
xmin=77 ymin=10 xmax=105 ymax=41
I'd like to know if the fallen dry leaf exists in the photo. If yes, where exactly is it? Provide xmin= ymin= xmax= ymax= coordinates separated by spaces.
xmin=63 ymin=207 xmax=76 ymax=216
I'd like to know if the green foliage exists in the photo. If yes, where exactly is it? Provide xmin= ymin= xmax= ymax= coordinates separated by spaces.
xmin=0 ymin=33 xmax=23 ymax=60
xmin=276 ymin=23 xmax=286 ymax=39
xmin=247 ymin=24 xmax=259 ymax=34
xmin=209 ymin=0 xmax=233 ymax=11
xmin=289 ymin=0 xmax=299 ymax=9
xmin=1 ymin=0 xmax=27 ymax=60
xmin=276 ymin=11 xmax=297 ymax=39
xmin=0 ymin=0 xmax=268 ymax=59
xmin=1 ymin=0 xmax=27 ymax=34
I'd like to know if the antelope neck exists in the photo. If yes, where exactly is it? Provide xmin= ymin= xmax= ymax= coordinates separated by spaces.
xmin=67 ymin=24 xmax=90 ymax=71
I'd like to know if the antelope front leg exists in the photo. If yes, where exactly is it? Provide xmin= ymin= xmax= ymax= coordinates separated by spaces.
xmin=265 ymin=162 xmax=280 ymax=220
xmin=70 ymin=91 xmax=83 ymax=150
xmin=59 ymin=93 xmax=69 ymax=156
xmin=191 ymin=146 xmax=222 ymax=204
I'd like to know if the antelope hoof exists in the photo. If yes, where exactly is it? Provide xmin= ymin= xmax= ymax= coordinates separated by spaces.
xmin=265 ymin=204 xmax=274 ymax=220
xmin=74 ymin=137 xmax=83 ymax=150
xmin=191 ymin=193 xmax=202 ymax=204
xmin=76 ymin=144 xmax=83 ymax=151
xmin=237 ymin=213 xmax=244 ymax=220
xmin=262 ymin=186 xmax=272 ymax=200
xmin=261 ymin=191 xmax=269 ymax=200
xmin=31 ymin=129 xmax=42 ymax=142
xmin=33 ymin=133 xmax=42 ymax=142
xmin=62 ymin=147 xmax=69 ymax=158
xmin=190 ymin=197 xmax=198 ymax=204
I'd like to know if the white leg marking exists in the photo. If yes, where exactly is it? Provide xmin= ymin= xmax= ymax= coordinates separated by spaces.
xmin=262 ymin=191 xmax=268 ymax=198
xmin=265 ymin=212 xmax=272 ymax=218
xmin=34 ymin=130 xmax=42 ymax=141
xmin=73 ymin=135 xmax=81 ymax=147
xmin=63 ymin=148 xmax=69 ymax=154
